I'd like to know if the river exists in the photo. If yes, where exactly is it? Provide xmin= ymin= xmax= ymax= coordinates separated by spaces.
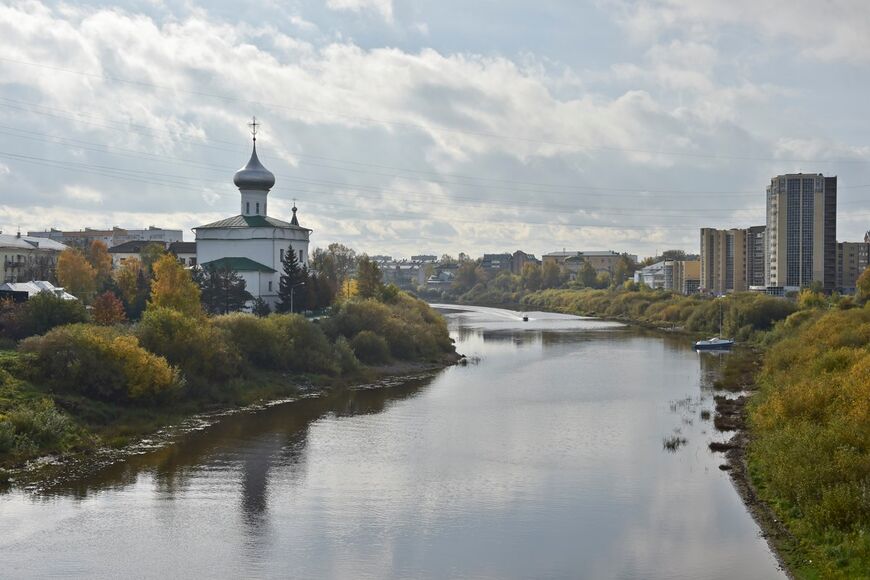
xmin=0 ymin=305 xmax=784 ymax=579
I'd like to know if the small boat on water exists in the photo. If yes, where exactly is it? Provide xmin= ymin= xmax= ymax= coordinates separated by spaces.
xmin=694 ymin=337 xmax=734 ymax=350
xmin=522 ymin=314 xmax=529 ymax=322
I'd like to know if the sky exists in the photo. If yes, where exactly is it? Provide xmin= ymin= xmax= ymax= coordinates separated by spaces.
xmin=1 ymin=0 xmax=869 ymax=259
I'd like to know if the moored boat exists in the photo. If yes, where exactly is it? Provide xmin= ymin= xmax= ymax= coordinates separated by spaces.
xmin=694 ymin=337 xmax=734 ymax=350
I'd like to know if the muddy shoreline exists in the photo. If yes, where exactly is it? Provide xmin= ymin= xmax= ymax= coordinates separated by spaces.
xmin=1 ymin=356 xmax=460 ymax=494
xmin=711 ymin=389 xmax=797 ymax=578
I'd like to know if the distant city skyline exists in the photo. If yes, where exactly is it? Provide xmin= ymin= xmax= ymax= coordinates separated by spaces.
xmin=1 ymin=1 xmax=870 ymax=257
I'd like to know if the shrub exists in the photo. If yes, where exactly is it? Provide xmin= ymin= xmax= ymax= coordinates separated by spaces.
xmin=137 ymin=307 xmax=241 ymax=383
xmin=0 ymin=293 xmax=88 ymax=340
xmin=350 ymin=330 xmax=391 ymax=364
xmin=266 ymin=314 xmax=339 ymax=374
xmin=20 ymin=324 xmax=179 ymax=402
xmin=333 ymin=336 xmax=361 ymax=374
xmin=212 ymin=313 xmax=283 ymax=368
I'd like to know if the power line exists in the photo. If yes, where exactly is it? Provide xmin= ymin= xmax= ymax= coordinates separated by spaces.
xmin=3 ymin=56 xmax=870 ymax=166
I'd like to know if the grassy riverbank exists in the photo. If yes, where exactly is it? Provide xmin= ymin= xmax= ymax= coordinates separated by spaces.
xmin=0 ymin=293 xmax=457 ymax=476
xmin=520 ymin=287 xmax=870 ymax=578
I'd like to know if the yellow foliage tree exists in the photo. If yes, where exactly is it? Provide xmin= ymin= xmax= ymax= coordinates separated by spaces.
xmin=114 ymin=258 xmax=142 ymax=304
xmin=56 ymin=249 xmax=97 ymax=301
xmin=337 ymin=278 xmax=358 ymax=302
xmin=148 ymin=254 xmax=202 ymax=318
xmin=856 ymin=266 xmax=870 ymax=305
xmin=85 ymin=240 xmax=113 ymax=284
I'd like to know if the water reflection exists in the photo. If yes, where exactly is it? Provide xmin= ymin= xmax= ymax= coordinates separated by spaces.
xmin=0 ymin=307 xmax=783 ymax=580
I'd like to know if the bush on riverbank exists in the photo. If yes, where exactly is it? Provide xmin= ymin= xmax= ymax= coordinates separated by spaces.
xmin=748 ymin=305 xmax=870 ymax=577
xmin=521 ymin=288 xmax=796 ymax=340
xmin=324 ymin=294 xmax=454 ymax=361
xmin=21 ymin=325 xmax=181 ymax=402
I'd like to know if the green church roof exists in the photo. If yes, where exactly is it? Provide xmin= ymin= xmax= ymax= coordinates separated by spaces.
xmin=200 ymin=257 xmax=276 ymax=273
xmin=194 ymin=214 xmax=311 ymax=231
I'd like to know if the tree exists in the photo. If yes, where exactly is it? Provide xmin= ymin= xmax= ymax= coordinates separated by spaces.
xmin=856 ymin=266 xmax=870 ymax=305
xmin=612 ymin=254 xmax=637 ymax=286
xmin=328 ymin=243 xmax=357 ymax=299
xmin=579 ymin=261 xmax=598 ymax=288
xmin=453 ymin=261 xmax=482 ymax=293
xmin=660 ymin=249 xmax=688 ymax=261
xmin=148 ymin=254 xmax=202 ymax=318
xmin=21 ymin=255 xmax=57 ymax=283
xmin=251 ymin=297 xmax=271 ymax=317
xmin=356 ymin=255 xmax=384 ymax=299
xmin=92 ymin=291 xmax=127 ymax=325
xmin=114 ymin=258 xmax=142 ymax=304
xmin=85 ymin=240 xmax=113 ymax=287
xmin=140 ymin=243 xmax=167 ymax=274
xmin=521 ymin=263 xmax=542 ymax=291
xmin=278 ymin=244 xmax=307 ymax=313
xmin=197 ymin=266 xmax=253 ymax=315
xmin=21 ymin=292 xmax=88 ymax=337
xmin=541 ymin=261 xmax=563 ymax=289
xmin=56 ymin=249 xmax=97 ymax=301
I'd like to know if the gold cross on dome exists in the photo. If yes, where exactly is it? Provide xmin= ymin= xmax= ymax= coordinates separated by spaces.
xmin=248 ymin=116 xmax=260 ymax=140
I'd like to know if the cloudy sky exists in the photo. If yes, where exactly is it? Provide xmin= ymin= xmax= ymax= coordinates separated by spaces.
xmin=1 ymin=0 xmax=869 ymax=258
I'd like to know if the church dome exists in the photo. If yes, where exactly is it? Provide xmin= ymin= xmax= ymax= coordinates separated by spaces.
xmin=233 ymin=142 xmax=275 ymax=190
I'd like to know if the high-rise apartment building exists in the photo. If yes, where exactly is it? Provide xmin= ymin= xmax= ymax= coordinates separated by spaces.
xmin=836 ymin=241 xmax=870 ymax=293
xmin=765 ymin=174 xmax=837 ymax=290
xmin=700 ymin=227 xmax=761 ymax=294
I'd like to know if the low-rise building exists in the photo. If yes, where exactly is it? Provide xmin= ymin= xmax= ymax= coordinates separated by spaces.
xmin=0 ymin=280 xmax=77 ymax=300
xmin=543 ymin=250 xmax=636 ymax=277
xmin=510 ymin=250 xmax=540 ymax=275
xmin=169 ymin=241 xmax=197 ymax=268
xmin=634 ymin=260 xmax=700 ymax=294
xmin=0 ymin=233 xmax=68 ymax=283
xmin=480 ymin=253 xmax=513 ymax=273
xmin=108 ymin=240 xmax=168 ymax=268
xmin=381 ymin=261 xmax=426 ymax=289
xmin=28 ymin=226 xmax=183 ymax=249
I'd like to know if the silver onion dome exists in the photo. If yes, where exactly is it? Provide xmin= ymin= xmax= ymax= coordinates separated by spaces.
xmin=233 ymin=142 xmax=275 ymax=190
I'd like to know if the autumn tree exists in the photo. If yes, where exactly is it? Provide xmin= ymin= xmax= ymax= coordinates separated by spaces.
xmin=541 ymin=261 xmax=564 ymax=289
xmin=56 ymin=249 xmax=97 ymax=301
xmin=356 ymin=255 xmax=384 ymax=299
xmin=453 ymin=261 xmax=482 ymax=293
xmin=579 ymin=261 xmax=598 ymax=288
xmin=856 ymin=266 xmax=870 ymax=305
xmin=85 ymin=240 xmax=113 ymax=287
xmin=140 ymin=243 xmax=167 ymax=274
xmin=114 ymin=258 xmax=142 ymax=304
xmin=148 ymin=254 xmax=202 ymax=318
xmin=521 ymin=263 xmax=542 ymax=291
xmin=92 ymin=291 xmax=127 ymax=325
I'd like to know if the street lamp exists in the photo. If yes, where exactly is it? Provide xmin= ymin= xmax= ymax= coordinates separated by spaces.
xmin=290 ymin=281 xmax=306 ymax=313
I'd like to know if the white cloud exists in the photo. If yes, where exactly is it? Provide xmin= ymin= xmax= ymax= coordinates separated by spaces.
xmin=326 ymin=0 xmax=394 ymax=22
xmin=64 ymin=185 xmax=103 ymax=202
xmin=609 ymin=0 xmax=870 ymax=63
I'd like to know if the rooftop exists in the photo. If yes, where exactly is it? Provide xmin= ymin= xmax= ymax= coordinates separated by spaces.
xmin=194 ymin=214 xmax=311 ymax=231
xmin=199 ymin=256 xmax=276 ymax=273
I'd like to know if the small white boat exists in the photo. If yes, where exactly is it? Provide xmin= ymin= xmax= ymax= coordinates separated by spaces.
xmin=694 ymin=337 xmax=734 ymax=350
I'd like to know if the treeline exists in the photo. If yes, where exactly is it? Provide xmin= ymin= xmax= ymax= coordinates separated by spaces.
xmin=0 ymin=246 xmax=455 ymax=468
xmin=418 ymin=253 xmax=639 ymax=305
xmin=521 ymin=287 xmax=797 ymax=341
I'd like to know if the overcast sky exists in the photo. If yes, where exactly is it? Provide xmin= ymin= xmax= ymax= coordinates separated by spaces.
xmin=1 ymin=0 xmax=869 ymax=258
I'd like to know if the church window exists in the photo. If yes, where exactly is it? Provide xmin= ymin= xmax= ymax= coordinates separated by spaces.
xmin=280 ymin=249 xmax=284 ymax=261
xmin=256 ymin=202 xmax=260 ymax=214
xmin=299 ymin=249 xmax=303 ymax=261
xmin=269 ymin=281 xmax=273 ymax=292
xmin=246 ymin=202 xmax=250 ymax=214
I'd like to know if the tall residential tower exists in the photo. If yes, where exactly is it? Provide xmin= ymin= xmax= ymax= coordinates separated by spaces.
xmin=765 ymin=174 xmax=836 ymax=290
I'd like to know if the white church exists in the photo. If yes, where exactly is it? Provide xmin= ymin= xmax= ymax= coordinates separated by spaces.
xmin=195 ymin=120 xmax=311 ymax=307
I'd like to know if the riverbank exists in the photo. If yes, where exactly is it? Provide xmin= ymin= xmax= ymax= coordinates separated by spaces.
xmin=516 ymin=288 xmax=870 ymax=578
xmin=1 ymin=293 xmax=458 ymax=480
xmin=1 ymin=353 xmax=459 ymax=491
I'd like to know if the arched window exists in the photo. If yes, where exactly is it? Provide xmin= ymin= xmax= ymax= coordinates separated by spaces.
xmin=298 ymin=249 xmax=303 ymax=261
xmin=256 ymin=202 xmax=260 ymax=214
xmin=280 ymin=249 xmax=284 ymax=261
xmin=246 ymin=202 xmax=250 ymax=214
xmin=268 ymin=280 xmax=273 ymax=291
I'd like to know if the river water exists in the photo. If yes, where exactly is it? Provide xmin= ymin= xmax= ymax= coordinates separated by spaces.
xmin=0 ymin=306 xmax=784 ymax=579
